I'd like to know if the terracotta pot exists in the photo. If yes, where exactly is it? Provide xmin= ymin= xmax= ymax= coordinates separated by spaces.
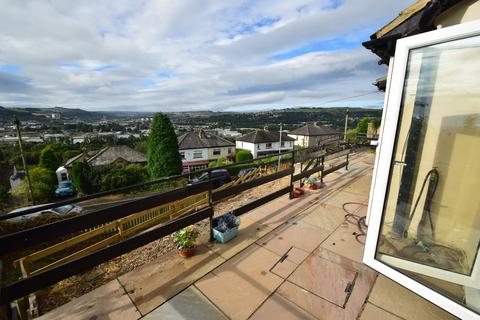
xmin=178 ymin=247 xmax=195 ymax=258
xmin=308 ymin=184 xmax=317 ymax=190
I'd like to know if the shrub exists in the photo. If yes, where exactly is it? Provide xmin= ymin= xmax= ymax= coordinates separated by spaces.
xmin=100 ymin=164 xmax=147 ymax=191
xmin=208 ymin=157 xmax=231 ymax=168
xmin=39 ymin=145 xmax=62 ymax=171
xmin=23 ymin=167 xmax=56 ymax=203
xmin=235 ymin=150 xmax=253 ymax=162
xmin=147 ymin=113 xmax=182 ymax=178
xmin=72 ymin=161 xmax=92 ymax=195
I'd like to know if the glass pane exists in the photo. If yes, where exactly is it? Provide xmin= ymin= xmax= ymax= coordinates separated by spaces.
xmin=376 ymin=35 xmax=480 ymax=313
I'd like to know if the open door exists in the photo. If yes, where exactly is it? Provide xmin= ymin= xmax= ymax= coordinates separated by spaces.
xmin=365 ymin=20 xmax=480 ymax=319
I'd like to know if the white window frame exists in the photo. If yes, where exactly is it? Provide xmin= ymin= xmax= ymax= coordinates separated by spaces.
xmin=364 ymin=20 xmax=480 ymax=320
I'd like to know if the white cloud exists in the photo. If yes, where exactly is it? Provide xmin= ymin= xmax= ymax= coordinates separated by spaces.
xmin=0 ymin=0 xmax=415 ymax=111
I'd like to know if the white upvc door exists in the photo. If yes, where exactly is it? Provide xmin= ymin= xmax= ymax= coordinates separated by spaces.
xmin=364 ymin=20 xmax=480 ymax=320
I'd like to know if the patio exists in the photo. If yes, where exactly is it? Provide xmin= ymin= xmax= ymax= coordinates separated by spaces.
xmin=38 ymin=152 xmax=455 ymax=320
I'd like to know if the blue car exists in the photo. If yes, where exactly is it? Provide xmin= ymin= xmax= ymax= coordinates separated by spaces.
xmin=55 ymin=181 xmax=74 ymax=197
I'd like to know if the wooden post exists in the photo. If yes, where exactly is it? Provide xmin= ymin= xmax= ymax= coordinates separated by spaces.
xmin=207 ymin=170 xmax=214 ymax=242
xmin=346 ymin=153 xmax=349 ymax=170
xmin=320 ymin=155 xmax=325 ymax=184
xmin=289 ymin=148 xmax=295 ymax=199
xmin=13 ymin=116 xmax=35 ymax=205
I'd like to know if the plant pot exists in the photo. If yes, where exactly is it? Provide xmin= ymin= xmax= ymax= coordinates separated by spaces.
xmin=308 ymin=184 xmax=317 ymax=190
xmin=178 ymin=247 xmax=195 ymax=258
xmin=213 ymin=225 xmax=239 ymax=243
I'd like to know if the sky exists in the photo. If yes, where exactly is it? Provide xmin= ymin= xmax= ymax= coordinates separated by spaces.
xmin=0 ymin=0 xmax=414 ymax=112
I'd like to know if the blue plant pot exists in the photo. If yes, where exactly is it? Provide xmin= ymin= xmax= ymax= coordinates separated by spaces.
xmin=213 ymin=225 xmax=239 ymax=243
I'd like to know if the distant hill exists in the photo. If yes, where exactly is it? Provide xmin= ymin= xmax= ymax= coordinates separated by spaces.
xmin=0 ymin=106 xmax=104 ymax=123
xmin=171 ymin=107 xmax=383 ymax=130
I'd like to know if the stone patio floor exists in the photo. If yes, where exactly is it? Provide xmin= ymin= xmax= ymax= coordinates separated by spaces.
xmin=39 ymin=152 xmax=456 ymax=320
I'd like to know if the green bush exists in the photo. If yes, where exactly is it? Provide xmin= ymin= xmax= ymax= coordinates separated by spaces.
xmin=235 ymin=150 xmax=253 ymax=162
xmin=72 ymin=161 xmax=92 ymax=195
xmin=208 ymin=157 xmax=231 ymax=168
xmin=23 ymin=167 xmax=56 ymax=203
xmin=100 ymin=164 xmax=147 ymax=191
xmin=147 ymin=113 xmax=182 ymax=178
xmin=39 ymin=145 xmax=62 ymax=171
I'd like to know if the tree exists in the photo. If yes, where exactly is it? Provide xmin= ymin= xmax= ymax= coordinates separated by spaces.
xmin=72 ymin=161 xmax=92 ymax=195
xmin=147 ymin=113 xmax=182 ymax=178
xmin=355 ymin=117 xmax=370 ymax=134
xmin=23 ymin=167 xmax=56 ymax=203
xmin=39 ymin=145 xmax=62 ymax=171
xmin=235 ymin=150 xmax=253 ymax=162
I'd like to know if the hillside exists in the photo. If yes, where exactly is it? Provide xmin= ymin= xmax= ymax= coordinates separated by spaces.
xmin=0 ymin=106 xmax=104 ymax=123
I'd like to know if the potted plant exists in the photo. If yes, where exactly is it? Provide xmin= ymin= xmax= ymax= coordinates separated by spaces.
xmin=174 ymin=226 xmax=199 ymax=258
xmin=305 ymin=178 xmax=317 ymax=190
xmin=213 ymin=212 xmax=240 ymax=243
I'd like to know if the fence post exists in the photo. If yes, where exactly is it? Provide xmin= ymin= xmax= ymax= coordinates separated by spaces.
xmin=289 ymin=149 xmax=295 ymax=199
xmin=346 ymin=153 xmax=349 ymax=170
xmin=207 ymin=170 xmax=214 ymax=242
xmin=320 ymin=155 xmax=325 ymax=184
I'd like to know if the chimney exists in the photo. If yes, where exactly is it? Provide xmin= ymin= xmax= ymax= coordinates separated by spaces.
xmin=313 ymin=121 xmax=318 ymax=127
xmin=198 ymin=129 xmax=206 ymax=139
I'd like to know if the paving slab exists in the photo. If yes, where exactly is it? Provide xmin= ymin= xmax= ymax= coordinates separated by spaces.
xmin=368 ymin=275 xmax=457 ymax=320
xmin=270 ymin=257 xmax=298 ymax=279
xmin=358 ymin=303 xmax=403 ymax=320
xmin=319 ymin=221 xmax=366 ymax=263
xmin=245 ymin=199 xmax=301 ymax=229
xmin=277 ymin=248 xmax=377 ymax=320
xmin=206 ymin=216 xmax=272 ymax=260
xmin=196 ymin=244 xmax=283 ymax=320
xmin=295 ymin=202 xmax=346 ymax=232
xmin=256 ymin=221 xmax=330 ymax=259
xmin=143 ymin=286 xmax=227 ymax=320
xmin=323 ymin=190 xmax=369 ymax=209
xmin=37 ymin=279 xmax=141 ymax=320
xmin=287 ymin=254 xmax=358 ymax=307
xmin=249 ymin=293 xmax=317 ymax=320
xmin=118 ymin=245 xmax=225 ymax=315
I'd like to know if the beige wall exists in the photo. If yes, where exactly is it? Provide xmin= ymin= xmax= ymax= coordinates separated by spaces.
xmin=435 ymin=0 xmax=480 ymax=27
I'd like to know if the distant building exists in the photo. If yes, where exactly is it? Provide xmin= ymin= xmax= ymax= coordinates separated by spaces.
xmin=178 ymin=130 xmax=235 ymax=172
xmin=59 ymin=145 xmax=147 ymax=183
xmin=9 ymin=166 xmax=25 ymax=191
xmin=214 ymin=128 xmax=242 ymax=138
xmin=236 ymin=129 xmax=295 ymax=158
xmin=51 ymin=113 xmax=61 ymax=119
xmin=288 ymin=123 xmax=339 ymax=148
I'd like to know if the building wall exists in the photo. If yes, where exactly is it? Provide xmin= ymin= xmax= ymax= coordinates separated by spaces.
xmin=236 ymin=140 xmax=294 ymax=158
xmin=435 ymin=0 xmax=480 ymax=27
xmin=288 ymin=134 xmax=339 ymax=148
xmin=207 ymin=146 xmax=235 ymax=160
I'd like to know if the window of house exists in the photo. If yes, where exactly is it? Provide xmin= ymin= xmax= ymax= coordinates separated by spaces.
xmin=281 ymin=141 xmax=285 ymax=147
xmin=193 ymin=151 xmax=203 ymax=159
xmin=180 ymin=151 xmax=185 ymax=160
xmin=365 ymin=22 xmax=480 ymax=319
xmin=213 ymin=149 xmax=221 ymax=155
xmin=61 ymin=172 xmax=68 ymax=181
xmin=228 ymin=148 xmax=232 ymax=154
xmin=265 ymin=143 xmax=272 ymax=149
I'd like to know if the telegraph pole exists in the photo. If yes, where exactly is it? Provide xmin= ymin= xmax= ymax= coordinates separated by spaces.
xmin=277 ymin=123 xmax=282 ymax=171
xmin=13 ymin=116 xmax=35 ymax=205
xmin=343 ymin=108 xmax=349 ymax=142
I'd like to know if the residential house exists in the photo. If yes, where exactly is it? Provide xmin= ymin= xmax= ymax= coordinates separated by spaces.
xmin=288 ymin=123 xmax=339 ymax=148
xmin=235 ymin=129 xmax=295 ymax=158
xmin=178 ymin=130 xmax=235 ymax=172
xmin=362 ymin=0 xmax=480 ymax=318
xmin=57 ymin=145 xmax=147 ymax=183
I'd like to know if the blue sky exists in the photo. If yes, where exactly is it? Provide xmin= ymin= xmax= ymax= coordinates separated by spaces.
xmin=0 ymin=0 xmax=414 ymax=111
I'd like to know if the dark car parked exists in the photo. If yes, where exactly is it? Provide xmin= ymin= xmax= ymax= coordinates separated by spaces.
xmin=54 ymin=181 xmax=74 ymax=197
xmin=188 ymin=169 xmax=232 ymax=189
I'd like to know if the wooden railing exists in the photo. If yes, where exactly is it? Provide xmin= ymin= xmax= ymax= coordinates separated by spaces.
xmin=0 ymin=146 xmax=354 ymax=312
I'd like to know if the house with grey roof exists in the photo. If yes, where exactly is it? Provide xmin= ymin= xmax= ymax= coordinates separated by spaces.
xmin=235 ymin=129 xmax=295 ymax=158
xmin=56 ymin=145 xmax=147 ymax=183
xmin=288 ymin=123 xmax=340 ymax=148
xmin=177 ymin=130 xmax=235 ymax=172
